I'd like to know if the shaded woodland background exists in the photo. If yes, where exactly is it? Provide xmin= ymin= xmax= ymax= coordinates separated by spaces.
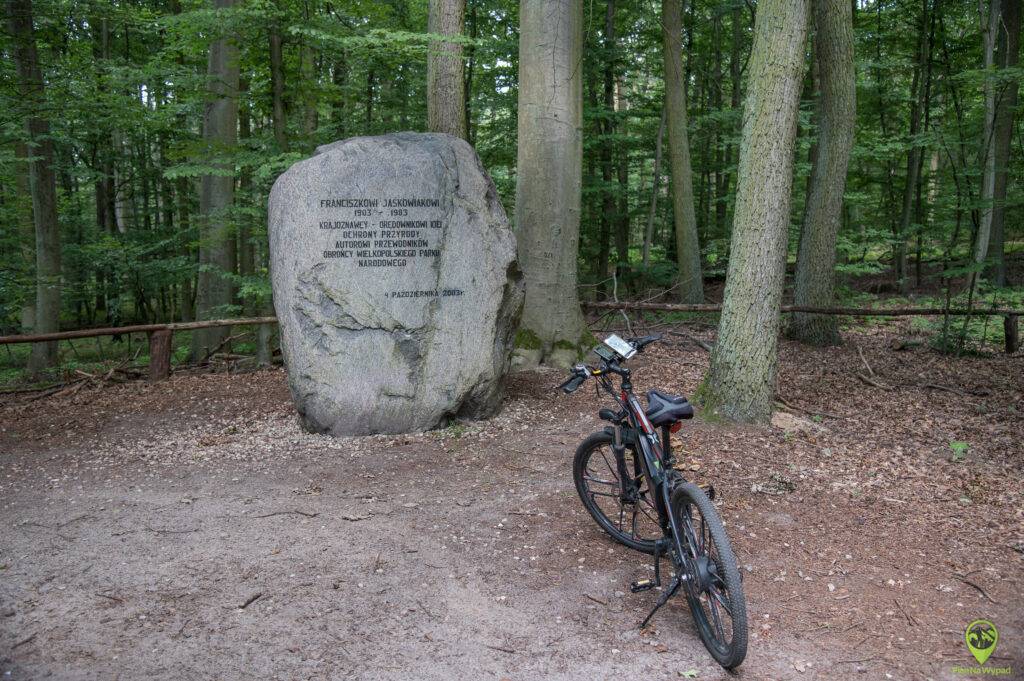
xmin=1 ymin=0 xmax=1021 ymax=387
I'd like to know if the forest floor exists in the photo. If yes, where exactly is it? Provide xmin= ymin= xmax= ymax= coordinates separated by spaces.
xmin=0 ymin=322 xmax=1021 ymax=681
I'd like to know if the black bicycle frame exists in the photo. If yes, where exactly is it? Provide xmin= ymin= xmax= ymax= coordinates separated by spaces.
xmin=616 ymin=388 xmax=694 ymax=575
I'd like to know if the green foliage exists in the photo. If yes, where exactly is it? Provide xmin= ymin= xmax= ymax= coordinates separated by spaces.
xmin=0 ymin=0 xmax=1021 ymax=384
xmin=949 ymin=441 xmax=969 ymax=463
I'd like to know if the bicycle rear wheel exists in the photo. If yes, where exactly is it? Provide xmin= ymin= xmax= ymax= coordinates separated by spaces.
xmin=573 ymin=432 xmax=661 ymax=554
xmin=670 ymin=482 xmax=747 ymax=669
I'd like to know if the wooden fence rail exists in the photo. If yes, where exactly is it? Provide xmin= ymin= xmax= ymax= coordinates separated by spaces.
xmin=0 ymin=317 xmax=279 ymax=382
xmin=0 ymin=305 xmax=1019 ymax=384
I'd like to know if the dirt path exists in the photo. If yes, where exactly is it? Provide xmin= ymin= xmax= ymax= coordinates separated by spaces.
xmin=1 ymin=327 xmax=1021 ymax=680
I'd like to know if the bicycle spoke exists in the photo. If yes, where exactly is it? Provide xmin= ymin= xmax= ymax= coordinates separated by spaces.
xmin=582 ymin=475 xmax=617 ymax=487
xmin=597 ymin=450 xmax=620 ymax=483
xmin=706 ymin=592 xmax=727 ymax=642
xmin=637 ymin=502 xmax=659 ymax=525
xmin=708 ymin=584 xmax=733 ymax=617
xmin=588 ymin=490 xmax=620 ymax=499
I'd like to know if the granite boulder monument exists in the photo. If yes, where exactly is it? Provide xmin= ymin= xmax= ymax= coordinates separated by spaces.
xmin=268 ymin=133 xmax=523 ymax=436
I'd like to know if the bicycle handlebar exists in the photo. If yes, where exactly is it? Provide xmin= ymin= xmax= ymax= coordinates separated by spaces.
xmin=627 ymin=333 xmax=663 ymax=352
xmin=555 ymin=334 xmax=663 ymax=394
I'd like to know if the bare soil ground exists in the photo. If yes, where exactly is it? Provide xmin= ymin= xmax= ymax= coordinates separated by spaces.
xmin=1 ymin=323 xmax=1021 ymax=681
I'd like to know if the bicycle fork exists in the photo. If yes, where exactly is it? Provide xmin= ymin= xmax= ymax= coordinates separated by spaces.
xmin=611 ymin=425 xmax=639 ymax=504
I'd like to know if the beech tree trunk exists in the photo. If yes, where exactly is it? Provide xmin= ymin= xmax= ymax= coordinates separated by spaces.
xmin=895 ymin=0 xmax=932 ymax=294
xmin=699 ymin=0 xmax=809 ymax=423
xmin=985 ymin=0 xmax=1020 ymax=286
xmin=662 ymin=0 xmax=703 ymax=303
xmin=515 ymin=0 xmax=586 ymax=365
xmin=643 ymin=107 xmax=667 ymax=268
xmin=974 ymin=0 xmax=1000 ymax=290
xmin=427 ymin=0 xmax=467 ymax=139
xmin=8 ymin=0 xmax=62 ymax=375
xmin=269 ymin=24 xmax=288 ymax=151
xmin=192 ymin=0 xmax=239 ymax=360
xmin=789 ymin=0 xmax=856 ymax=346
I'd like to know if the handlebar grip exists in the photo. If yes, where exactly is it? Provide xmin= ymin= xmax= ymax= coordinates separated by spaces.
xmin=559 ymin=374 xmax=587 ymax=394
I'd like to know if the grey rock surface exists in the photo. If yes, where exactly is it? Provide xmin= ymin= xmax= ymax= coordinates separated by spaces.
xmin=268 ymin=133 xmax=523 ymax=435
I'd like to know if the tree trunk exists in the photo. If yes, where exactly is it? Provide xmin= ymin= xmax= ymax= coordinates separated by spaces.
xmin=269 ymin=24 xmax=288 ymax=151
xmin=331 ymin=55 xmax=348 ymax=139
xmin=300 ymin=0 xmax=318 ymax=140
xmin=789 ymin=0 xmax=856 ymax=346
xmin=427 ymin=0 xmax=467 ymax=138
xmin=896 ymin=0 xmax=932 ymax=294
xmin=464 ymin=0 xmax=478 ymax=143
xmin=699 ymin=0 xmax=809 ymax=423
xmin=515 ymin=0 xmax=586 ymax=365
xmin=8 ymin=0 xmax=62 ymax=375
xmin=14 ymin=142 xmax=36 ymax=332
xmin=643 ymin=107 xmax=667 ymax=268
xmin=615 ymin=79 xmax=630 ymax=271
xmin=985 ymin=0 xmax=1020 ymax=286
xmin=191 ymin=0 xmax=239 ymax=361
xmin=973 ymin=0 xmax=1000 ymax=295
xmin=662 ymin=0 xmax=703 ymax=303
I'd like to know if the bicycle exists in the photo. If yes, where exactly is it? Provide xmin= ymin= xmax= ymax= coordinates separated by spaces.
xmin=558 ymin=333 xmax=748 ymax=669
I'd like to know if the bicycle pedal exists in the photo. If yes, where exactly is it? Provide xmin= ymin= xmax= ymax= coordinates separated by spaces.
xmin=630 ymin=579 xmax=656 ymax=593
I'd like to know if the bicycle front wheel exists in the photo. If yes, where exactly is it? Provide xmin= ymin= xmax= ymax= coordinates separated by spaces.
xmin=670 ymin=482 xmax=748 ymax=669
xmin=573 ymin=431 xmax=661 ymax=554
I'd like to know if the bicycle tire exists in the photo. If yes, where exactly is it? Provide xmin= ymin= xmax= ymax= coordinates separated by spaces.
xmin=573 ymin=431 xmax=660 ymax=554
xmin=670 ymin=482 xmax=748 ymax=669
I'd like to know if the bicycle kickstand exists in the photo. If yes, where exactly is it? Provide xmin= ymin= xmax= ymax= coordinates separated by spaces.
xmin=640 ymin=574 xmax=681 ymax=629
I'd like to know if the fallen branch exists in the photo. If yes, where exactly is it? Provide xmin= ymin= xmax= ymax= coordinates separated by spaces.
xmin=583 ymin=301 xmax=1024 ymax=316
xmin=0 ymin=382 xmax=62 ymax=395
xmin=584 ymin=593 xmax=609 ymax=606
xmin=145 ymin=525 xmax=199 ymax=535
xmin=239 ymin=592 xmax=263 ymax=609
xmin=13 ymin=633 xmax=36 ymax=648
xmin=954 ymin=574 xmax=998 ymax=604
xmin=663 ymin=329 xmax=713 ymax=352
xmin=894 ymin=598 xmax=919 ymax=627
xmin=252 ymin=510 xmax=320 ymax=519
xmin=857 ymin=346 xmax=875 ymax=378
xmin=921 ymin=383 xmax=990 ymax=397
xmin=856 ymin=372 xmax=891 ymax=390
xmin=774 ymin=394 xmax=845 ymax=419
xmin=483 ymin=643 xmax=516 ymax=654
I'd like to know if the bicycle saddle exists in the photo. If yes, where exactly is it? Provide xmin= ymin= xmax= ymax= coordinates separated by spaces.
xmin=645 ymin=389 xmax=694 ymax=425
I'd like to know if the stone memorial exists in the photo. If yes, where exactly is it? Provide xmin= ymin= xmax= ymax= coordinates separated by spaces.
xmin=268 ymin=133 xmax=523 ymax=436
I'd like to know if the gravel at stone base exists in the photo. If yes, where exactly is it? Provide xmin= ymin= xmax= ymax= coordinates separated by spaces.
xmin=1 ymin=333 xmax=1021 ymax=680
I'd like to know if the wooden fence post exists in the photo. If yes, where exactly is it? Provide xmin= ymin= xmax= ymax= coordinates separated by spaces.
xmin=1005 ymin=315 xmax=1019 ymax=354
xmin=148 ymin=329 xmax=173 ymax=381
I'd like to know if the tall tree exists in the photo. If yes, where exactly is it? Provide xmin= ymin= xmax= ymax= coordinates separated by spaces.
xmin=427 ymin=0 xmax=467 ymax=138
xmin=699 ymin=0 xmax=809 ymax=422
xmin=974 ymin=0 xmax=1001 ymax=283
xmin=515 ymin=0 xmax=586 ymax=365
xmin=7 ymin=0 xmax=62 ymax=374
xmin=269 ymin=18 xmax=288 ymax=151
xmin=662 ymin=0 xmax=703 ymax=303
xmin=895 ymin=0 xmax=933 ymax=293
xmin=985 ymin=0 xmax=1020 ymax=285
xmin=192 ymin=0 xmax=240 ymax=359
xmin=789 ymin=0 xmax=857 ymax=346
